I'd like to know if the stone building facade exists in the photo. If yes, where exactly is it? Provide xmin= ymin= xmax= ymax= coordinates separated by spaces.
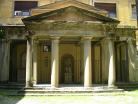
xmin=0 ymin=0 xmax=137 ymax=88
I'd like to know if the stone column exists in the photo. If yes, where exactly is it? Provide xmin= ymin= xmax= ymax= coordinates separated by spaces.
xmin=51 ymin=37 xmax=59 ymax=88
xmin=26 ymin=39 xmax=32 ymax=87
xmin=83 ymin=37 xmax=92 ymax=88
xmin=32 ymin=39 xmax=38 ymax=86
xmin=108 ymin=38 xmax=116 ymax=88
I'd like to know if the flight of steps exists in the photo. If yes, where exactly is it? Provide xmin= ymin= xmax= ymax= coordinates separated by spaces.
xmin=1 ymin=83 xmax=138 ymax=96
xmin=15 ymin=85 xmax=124 ymax=96
xmin=0 ymin=83 xmax=25 ymax=89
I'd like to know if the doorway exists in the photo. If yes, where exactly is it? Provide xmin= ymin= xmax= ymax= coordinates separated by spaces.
xmin=61 ymin=54 xmax=74 ymax=84
xmin=115 ymin=42 xmax=129 ymax=82
xmin=9 ymin=40 xmax=26 ymax=83
xmin=92 ymin=43 xmax=102 ymax=84
xmin=37 ymin=42 xmax=51 ymax=84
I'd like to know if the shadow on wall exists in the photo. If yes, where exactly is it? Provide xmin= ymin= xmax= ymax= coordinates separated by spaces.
xmin=127 ymin=38 xmax=138 ymax=82
xmin=0 ymin=40 xmax=25 ymax=104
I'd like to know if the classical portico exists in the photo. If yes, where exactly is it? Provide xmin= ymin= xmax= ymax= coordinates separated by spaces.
xmin=21 ymin=1 xmax=121 ymax=88
xmin=25 ymin=36 xmax=117 ymax=88
xmin=12 ymin=0 xmax=136 ymax=89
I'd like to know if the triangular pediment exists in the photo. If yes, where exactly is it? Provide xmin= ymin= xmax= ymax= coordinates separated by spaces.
xmin=23 ymin=6 xmax=119 ymax=23
xmin=31 ymin=0 xmax=107 ymax=16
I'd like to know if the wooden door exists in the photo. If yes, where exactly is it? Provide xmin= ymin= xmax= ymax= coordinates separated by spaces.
xmin=9 ymin=41 xmax=26 ymax=83
xmin=115 ymin=42 xmax=129 ymax=82
xmin=61 ymin=54 xmax=74 ymax=84
xmin=37 ymin=42 xmax=51 ymax=84
xmin=92 ymin=44 xmax=102 ymax=84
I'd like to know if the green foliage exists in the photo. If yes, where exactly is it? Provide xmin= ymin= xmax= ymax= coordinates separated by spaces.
xmin=0 ymin=27 xmax=5 ymax=39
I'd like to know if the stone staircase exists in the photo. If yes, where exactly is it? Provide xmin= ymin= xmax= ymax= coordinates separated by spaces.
xmin=0 ymin=83 xmax=138 ymax=96
xmin=116 ymin=82 xmax=138 ymax=89
xmin=0 ymin=83 xmax=25 ymax=89
xmin=15 ymin=85 xmax=124 ymax=96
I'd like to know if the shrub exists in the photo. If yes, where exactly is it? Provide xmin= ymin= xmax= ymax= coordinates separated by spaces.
xmin=0 ymin=27 xmax=5 ymax=39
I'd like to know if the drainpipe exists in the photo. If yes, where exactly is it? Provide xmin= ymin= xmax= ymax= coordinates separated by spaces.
xmin=136 ymin=0 xmax=138 ymax=51
xmin=136 ymin=0 xmax=138 ymax=26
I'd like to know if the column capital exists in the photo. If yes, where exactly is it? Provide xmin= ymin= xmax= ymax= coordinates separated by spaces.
xmin=81 ymin=36 xmax=93 ymax=41
xmin=105 ymin=37 xmax=115 ymax=41
xmin=51 ymin=37 xmax=60 ymax=43
xmin=33 ymin=39 xmax=39 ymax=44
xmin=51 ymin=36 xmax=60 ymax=40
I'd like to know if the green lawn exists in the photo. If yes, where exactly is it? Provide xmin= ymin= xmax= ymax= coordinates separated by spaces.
xmin=0 ymin=89 xmax=138 ymax=104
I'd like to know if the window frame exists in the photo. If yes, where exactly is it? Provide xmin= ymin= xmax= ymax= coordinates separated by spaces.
xmin=13 ymin=1 xmax=38 ymax=17
xmin=94 ymin=2 xmax=117 ymax=19
xmin=131 ymin=4 xmax=137 ymax=20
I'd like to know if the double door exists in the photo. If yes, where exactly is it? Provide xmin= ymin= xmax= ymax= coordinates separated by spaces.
xmin=115 ymin=42 xmax=129 ymax=82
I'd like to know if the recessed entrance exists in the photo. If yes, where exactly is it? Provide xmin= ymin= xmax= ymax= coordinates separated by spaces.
xmin=37 ymin=41 xmax=51 ymax=84
xmin=61 ymin=54 xmax=74 ymax=84
xmin=92 ymin=43 xmax=102 ymax=84
xmin=9 ymin=40 xmax=26 ymax=83
xmin=115 ymin=42 xmax=129 ymax=82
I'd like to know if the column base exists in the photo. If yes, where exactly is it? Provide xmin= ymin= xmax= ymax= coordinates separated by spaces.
xmin=108 ymin=85 xmax=117 ymax=89
xmin=32 ymin=80 xmax=37 ymax=86
xmin=51 ymin=84 xmax=59 ymax=88
xmin=51 ymin=85 xmax=59 ymax=88
xmin=84 ymin=86 xmax=92 ymax=90
xmin=25 ymin=81 xmax=32 ymax=88
xmin=84 ymin=84 xmax=92 ymax=88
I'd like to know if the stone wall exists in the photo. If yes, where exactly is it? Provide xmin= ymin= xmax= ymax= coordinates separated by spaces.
xmin=0 ymin=0 xmax=137 ymax=27
xmin=0 ymin=40 xmax=10 ymax=82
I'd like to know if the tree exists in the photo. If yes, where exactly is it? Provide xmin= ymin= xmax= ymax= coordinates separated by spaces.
xmin=0 ymin=26 xmax=5 ymax=39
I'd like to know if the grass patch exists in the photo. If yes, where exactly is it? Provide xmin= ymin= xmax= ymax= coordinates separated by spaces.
xmin=0 ymin=89 xmax=138 ymax=104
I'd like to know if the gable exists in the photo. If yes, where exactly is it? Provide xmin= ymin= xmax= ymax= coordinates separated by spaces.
xmin=36 ymin=6 xmax=102 ymax=22
xmin=23 ymin=6 xmax=119 ymax=23
xmin=31 ymin=0 xmax=108 ymax=16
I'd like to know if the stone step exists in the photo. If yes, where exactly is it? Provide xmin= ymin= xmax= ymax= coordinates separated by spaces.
xmin=10 ymin=92 xmax=125 ymax=96
xmin=0 ymin=83 xmax=25 ymax=89
xmin=116 ymin=83 xmax=138 ymax=88
xmin=16 ymin=87 xmax=124 ymax=96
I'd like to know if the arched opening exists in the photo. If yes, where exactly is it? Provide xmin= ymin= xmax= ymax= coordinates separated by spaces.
xmin=61 ymin=54 xmax=74 ymax=84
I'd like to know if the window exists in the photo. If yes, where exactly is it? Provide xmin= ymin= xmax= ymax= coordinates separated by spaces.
xmin=14 ymin=1 xmax=38 ymax=16
xmin=131 ymin=5 xmax=137 ymax=19
xmin=95 ymin=3 xmax=117 ymax=18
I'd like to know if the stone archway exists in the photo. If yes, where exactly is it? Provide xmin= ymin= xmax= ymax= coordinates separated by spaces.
xmin=61 ymin=54 xmax=74 ymax=84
